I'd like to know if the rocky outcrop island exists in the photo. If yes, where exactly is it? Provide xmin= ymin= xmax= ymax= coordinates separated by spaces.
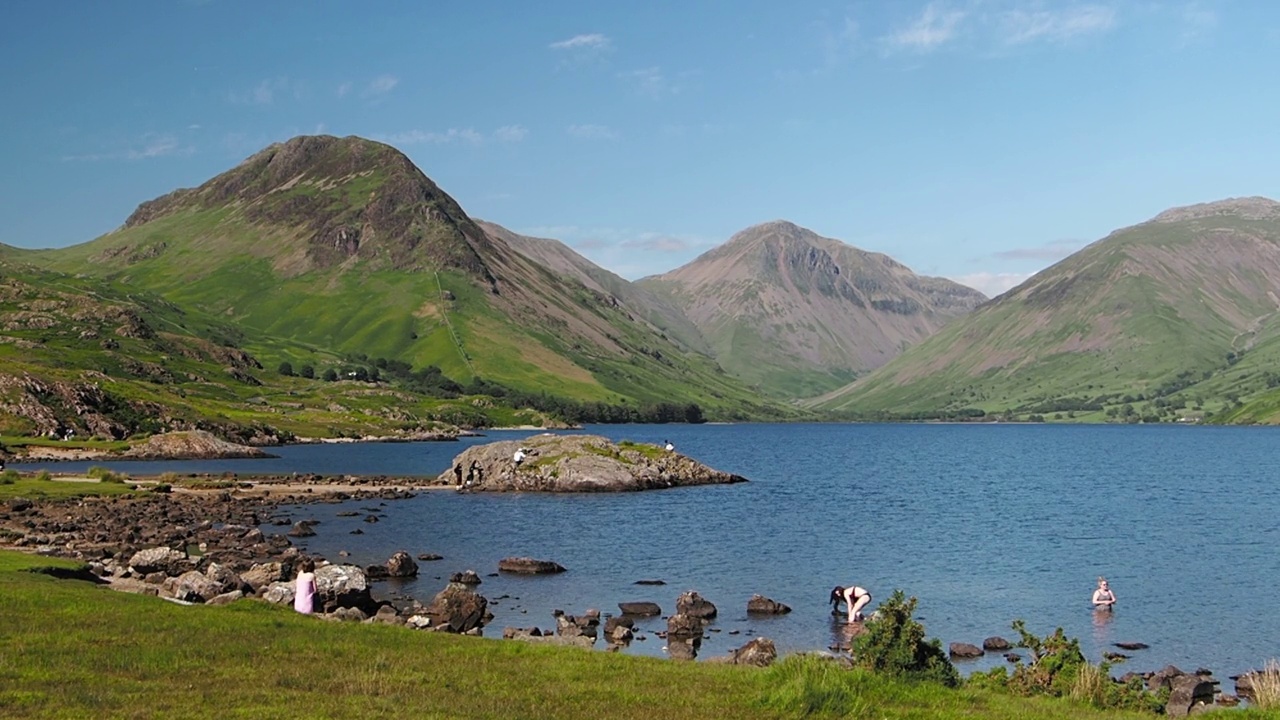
xmin=437 ymin=434 xmax=747 ymax=492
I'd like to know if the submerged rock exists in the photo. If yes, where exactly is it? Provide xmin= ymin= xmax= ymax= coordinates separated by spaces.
xmin=436 ymin=434 xmax=747 ymax=492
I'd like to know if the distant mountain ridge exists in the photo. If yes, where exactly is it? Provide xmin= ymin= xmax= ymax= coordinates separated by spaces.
xmin=638 ymin=220 xmax=986 ymax=398
xmin=814 ymin=196 xmax=1280 ymax=422
xmin=22 ymin=135 xmax=783 ymax=419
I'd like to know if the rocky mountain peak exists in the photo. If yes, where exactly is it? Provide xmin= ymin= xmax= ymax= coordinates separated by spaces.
xmin=1151 ymin=196 xmax=1280 ymax=224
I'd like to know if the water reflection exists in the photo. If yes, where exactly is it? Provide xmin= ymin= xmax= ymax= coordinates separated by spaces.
xmin=1092 ymin=607 xmax=1115 ymax=658
xmin=828 ymin=616 xmax=867 ymax=654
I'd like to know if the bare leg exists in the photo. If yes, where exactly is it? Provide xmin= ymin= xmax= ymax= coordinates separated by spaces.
xmin=850 ymin=591 xmax=871 ymax=622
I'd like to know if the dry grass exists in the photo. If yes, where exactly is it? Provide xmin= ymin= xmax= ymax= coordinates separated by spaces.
xmin=1067 ymin=663 xmax=1109 ymax=707
xmin=1248 ymin=658 xmax=1280 ymax=710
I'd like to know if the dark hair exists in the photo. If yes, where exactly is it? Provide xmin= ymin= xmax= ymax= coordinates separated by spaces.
xmin=300 ymin=558 xmax=315 ymax=573
xmin=829 ymin=585 xmax=844 ymax=607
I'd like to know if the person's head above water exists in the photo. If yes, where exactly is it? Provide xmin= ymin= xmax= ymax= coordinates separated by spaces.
xmin=829 ymin=586 xmax=845 ymax=607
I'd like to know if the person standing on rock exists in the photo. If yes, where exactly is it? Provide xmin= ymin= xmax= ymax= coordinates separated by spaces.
xmin=513 ymin=447 xmax=526 ymax=468
xmin=830 ymin=584 xmax=872 ymax=623
xmin=294 ymin=558 xmax=317 ymax=615
xmin=664 ymin=440 xmax=674 ymax=452
xmin=1092 ymin=576 xmax=1116 ymax=610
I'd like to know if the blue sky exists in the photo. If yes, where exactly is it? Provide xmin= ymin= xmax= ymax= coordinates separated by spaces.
xmin=3 ymin=1 xmax=1278 ymax=296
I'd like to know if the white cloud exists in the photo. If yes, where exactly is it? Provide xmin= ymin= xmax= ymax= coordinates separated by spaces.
xmin=379 ymin=128 xmax=484 ymax=145
xmin=494 ymin=125 xmax=529 ymax=142
xmin=999 ymin=4 xmax=1117 ymax=45
xmin=567 ymin=124 xmax=619 ymax=140
xmin=885 ymin=2 xmax=967 ymax=51
xmin=518 ymin=225 xmax=718 ymax=279
xmin=948 ymin=271 xmax=1035 ymax=297
xmin=62 ymin=133 xmax=192 ymax=162
xmin=550 ymin=33 xmax=610 ymax=50
xmin=336 ymin=81 xmax=353 ymax=98
xmin=365 ymin=75 xmax=399 ymax=96
xmin=229 ymin=77 xmax=297 ymax=105
xmin=620 ymin=67 xmax=678 ymax=98
xmin=1177 ymin=2 xmax=1217 ymax=44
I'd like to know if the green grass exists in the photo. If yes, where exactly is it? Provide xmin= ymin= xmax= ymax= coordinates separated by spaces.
xmin=0 ymin=548 xmax=1211 ymax=720
xmin=0 ymin=475 xmax=137 ymax=500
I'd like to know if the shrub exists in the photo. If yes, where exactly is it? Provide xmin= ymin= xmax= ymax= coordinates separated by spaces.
xmin=850 ymin=590 xmax=959 ymax=687
xmin=0 ymin=469 xmax=18 ymax=485
xmin=34 ymin=470 xmax=52 ymax=483
xmin=299 ymin=365 xmax=315 ymax=379
xmin=277 ymin=361 xmax=294 ymax=376
xmin=86 ymin=466 xmax=128 ymax=484
xmin=152 ymin=483 xmax=172 ymax=494
xmin=1007 ymin=621 xmax=1085 ymax=696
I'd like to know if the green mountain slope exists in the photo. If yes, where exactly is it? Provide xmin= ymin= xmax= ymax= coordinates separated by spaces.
xmin=638 ymin=221 xmax=986 ymax=399
xmin=0 ymin=259 xmax=537 ymax=440
xmin=812 ymin=197 xmax=1280 ymax=423
xmin=24 ymin=135 xmax=780 ymax=420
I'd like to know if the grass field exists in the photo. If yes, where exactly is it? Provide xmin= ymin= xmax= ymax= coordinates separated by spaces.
xmin=2 ymin=549 xmax=1271 ymax=719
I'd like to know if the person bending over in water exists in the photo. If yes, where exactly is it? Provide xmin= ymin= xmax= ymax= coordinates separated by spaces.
xmin=1092 ymin=577 xmax=1116 ymax=610
xmin=830 ymin=585 xmax=872 ymax=623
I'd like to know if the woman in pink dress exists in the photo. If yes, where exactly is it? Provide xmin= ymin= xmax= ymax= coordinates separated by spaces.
xmin=294 ymin=558 xmax=316 ymax=614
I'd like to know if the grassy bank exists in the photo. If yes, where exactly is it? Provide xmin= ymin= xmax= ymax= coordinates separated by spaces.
xmin=6 ymin=551 xmax=1268 ymax=719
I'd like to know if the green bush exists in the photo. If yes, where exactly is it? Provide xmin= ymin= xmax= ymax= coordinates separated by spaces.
xmin=1008 ymin=621 xmax=1085 ymax=696
xmin=34 ymin=470 xmax=52 ymax=482
xmin=850 ymin=590 xmax=959 ymax=687
xmin=0 ymin=469 xmax=18 ymax=485
xmin=87 ymin=466 xmax=128 ymax=484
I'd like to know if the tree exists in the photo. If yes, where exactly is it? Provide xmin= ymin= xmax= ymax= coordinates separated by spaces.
xmin=299 ymin=365 xmax=315 ymax=379
xmin=277 ymin=361 xmax=294 ymax=376
xmin=322 ymin=368 xmax=338 ymax=382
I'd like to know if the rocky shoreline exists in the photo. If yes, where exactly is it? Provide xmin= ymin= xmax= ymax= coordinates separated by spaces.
xmin=0 ymin=478 xmax=1269 ymax=712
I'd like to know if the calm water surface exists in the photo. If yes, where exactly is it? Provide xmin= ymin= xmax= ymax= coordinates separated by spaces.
xmin=19 ymin=424 xmax=1280 ymax=676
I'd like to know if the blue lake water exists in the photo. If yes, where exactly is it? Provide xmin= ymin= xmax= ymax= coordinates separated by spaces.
xmin=17 ymin=423 xmax=1280 ymax=677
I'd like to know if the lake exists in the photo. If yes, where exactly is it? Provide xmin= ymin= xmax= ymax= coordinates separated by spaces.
xmin=17 ymin=423 xmax=1280 ymax=677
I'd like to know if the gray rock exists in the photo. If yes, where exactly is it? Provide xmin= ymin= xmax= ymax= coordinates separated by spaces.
xmin=498 ymin=557 xmax=566 ymax=574
xmin=128 ymin=547 xmax=188 ymax=576
xmin=667 ymin=613 xmax=703 ymax=640
xmin=162 ymin=570 xmax=222 ymax=603
xmin=241 ymin=562 xmax=285 ymax=591
xmin=948 ymin=642 xmax=984 ymax=659
xmin=207 ymin=590 xmax=244 ymax=606
xmin=1165 ymin=675 xmax=1215 ymax=718
xmin=726 ymin=637 xmax=777 ymax=667
xmin=261 ymin=581 xmax=295 ymax=605
xmin=619 ymin=601 xmax=661 ymax=616
xmin=287 ymin=521 xmax=316 ymax=537
xmin=315 ymin=564 xmax=374 ymax=613
xmin=983 ymin=636 xmax=1011 ymax=651
xmin=746 ymin=594 xmax=791 ymax=615
xmin=676 ymin=591 xmax=717 ymax=619
xmin=425 ymin=578 xmax=491 ymax=633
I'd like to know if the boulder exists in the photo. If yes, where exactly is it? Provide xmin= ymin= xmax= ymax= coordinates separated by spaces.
xmin=608 ymin=624 xmax=634 ymax=644
xmin=425 ymin=578 xmax=491 ymax=633
xmin=1115 ymin=641 xmax=1150 ymax=650
xmin=666 ymin=637 xmax=700 ymax=661
xmin=241 ymin=562 xmax=286 ymax=591
xmin=746 ymin=594 xmax=791 ymax=615
xmin=725 ymin=637 xmax=777 ymax=667
xmin=1165 ymin=675 xmax=1215 ymax=718
xmin=554 ymin=609 xmax=600 ymax=640
xmin=417 ymin=553 xmax=443 ymax=562
xmin=982 ymin=636 xmax=1011 ymax=651
xmin=451 ymin=570 xmax=482 ymax=586
xmin=261 ymin=581 xmax=295 ymax=605
xmin=498 ymin=557 xmax=566 ymax=574
xmin=203 ymin=563 xmax=246 ymax=594
xmin=619 ymin=601 xmax=661 ymax=616
xmin=287 ymin=521 xmax=316 ymax=537
xmin=128 ymin=547 xmax=188 ymax=576
xmin=676 ymin=591 xmax=717 ymax=619
xmin=949 ymin=642 xmax=984 ymax=659
xmin=371 ymin=605 xmax=404 ymax=626
xmin=162 ymin=570 xmax=222 ymax=603
xmin=328 ymin=607 xmax=368 ymax=622
xmin=1148 ymin=665 xmax=1187 ymax=692
xmin=604 ymin=616 xmax=635 ymax=635
xmin=9 ymin=497 xmax=33 ymax=512
xmin=207 ymin=590 xmax=244 ymax=606
xmin=314 ymin=564 xmax=375 ymax=614
xmin=667 ymin=613 xmax=703 ymax=640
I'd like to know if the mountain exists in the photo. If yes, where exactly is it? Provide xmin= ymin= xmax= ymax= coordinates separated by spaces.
xmin=812 ymin=197 xmax=1280 ymax=423
xmin=477 ymin=220 xmax=711 ymax=355
xmin=23 ymin=135 xmax=779 ymax=419
xmin=637 ymin=221 xmax=987 ymax=398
